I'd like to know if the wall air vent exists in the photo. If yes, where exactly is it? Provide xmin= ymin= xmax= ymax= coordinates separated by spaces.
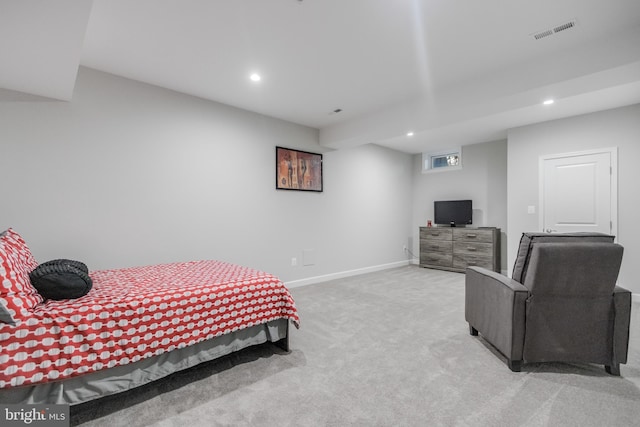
xmin=532 ymin=19 xmax=578 ymax=41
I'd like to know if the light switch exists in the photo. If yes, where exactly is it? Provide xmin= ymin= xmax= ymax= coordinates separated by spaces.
xmin=527 ymin=205 xmax=536 ymax=214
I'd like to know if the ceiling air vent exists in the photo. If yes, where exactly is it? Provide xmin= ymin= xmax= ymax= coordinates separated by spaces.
xmin=533 ymin=29 xmax=554 ymax=40
xmin=553 ymin=20 xmax=576 ymax=33
xmin=532 ymin=19 xmax=578 ymax=40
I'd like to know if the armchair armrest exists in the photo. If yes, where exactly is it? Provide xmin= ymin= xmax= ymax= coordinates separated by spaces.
xmin=465 ymin=267 xmax=529 ymax=363
xmin=612 ymin=286 xmax=632 ymax=366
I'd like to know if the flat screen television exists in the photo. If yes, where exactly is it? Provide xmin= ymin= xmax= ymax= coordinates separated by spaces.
xmin=434 ymin=200 xmax=472 ymax=226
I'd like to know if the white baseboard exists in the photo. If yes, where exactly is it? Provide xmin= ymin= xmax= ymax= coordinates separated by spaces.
xmin=285 ymin=260 xmax=410 ymax=289
xmin=285 ymin=263 xmax=640 ymax=299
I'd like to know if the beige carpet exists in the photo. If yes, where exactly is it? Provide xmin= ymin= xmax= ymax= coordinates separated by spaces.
xmin=72 ymin=265 xmax=640 ymax=426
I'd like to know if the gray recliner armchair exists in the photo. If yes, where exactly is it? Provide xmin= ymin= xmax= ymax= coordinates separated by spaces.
xmin=465 ymin=232 xmax=631 ymax=375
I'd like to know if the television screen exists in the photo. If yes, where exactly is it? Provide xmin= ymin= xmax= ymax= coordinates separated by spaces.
xmin=434 ymin=200 xmax=472 ymax=226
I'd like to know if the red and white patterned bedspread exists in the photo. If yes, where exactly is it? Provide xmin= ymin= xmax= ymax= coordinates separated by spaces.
xmin=0 ymin=260 xmax=299 ymax=389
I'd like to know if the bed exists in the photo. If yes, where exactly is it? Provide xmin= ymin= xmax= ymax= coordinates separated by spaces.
xmin=0 ymin=228 xmax=299 ymax=405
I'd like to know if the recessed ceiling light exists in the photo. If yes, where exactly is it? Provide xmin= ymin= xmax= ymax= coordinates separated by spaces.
xmin=543 ymin=99 xmax=554 ymax=105
xmin=407 ymin=132 xmax=414 ymax=137
xmin=250 ymin=73 xmax=261 ymax=82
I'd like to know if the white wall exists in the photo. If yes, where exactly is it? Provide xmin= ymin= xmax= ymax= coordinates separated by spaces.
xmin=411 ymin=140 xmax=508 ymax=270
xmin=507 ymin=103 xmax=640 ymax=294
xmin=0 ymin=67 xmax=413 ymax=284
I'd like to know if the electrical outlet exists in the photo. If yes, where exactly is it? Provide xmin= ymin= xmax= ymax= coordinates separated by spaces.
xmin=403 ymin=245 xmax=407 ymax=252
xmin=291 ymin=257 xmax=297 ymax=267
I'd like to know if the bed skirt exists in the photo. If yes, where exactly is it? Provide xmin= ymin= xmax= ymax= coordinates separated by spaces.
xmin=0 ymin=319 xmax=289 ymax=405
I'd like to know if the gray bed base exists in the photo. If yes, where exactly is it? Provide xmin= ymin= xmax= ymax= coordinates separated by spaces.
xmin=0 ymin=319 xmax=289 ymax=405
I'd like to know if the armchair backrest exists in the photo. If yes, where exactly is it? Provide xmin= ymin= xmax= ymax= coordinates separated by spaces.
xmin=512 ymin=232 xmax=615 ymax=284
xmin=522 ymin=242 xmax=624 ymax=296
xmin=520 ymin=241 xmax=624 ymax=364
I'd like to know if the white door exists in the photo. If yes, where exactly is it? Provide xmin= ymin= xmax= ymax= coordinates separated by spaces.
xmin=539 ymin=148 xmax=617 ymax=235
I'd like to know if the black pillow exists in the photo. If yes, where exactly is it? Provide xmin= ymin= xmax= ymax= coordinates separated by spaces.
xmin=29 ymin=259 xmax=92 ymax=300
xmin=37 ymin=259 xmax=89 ymax=274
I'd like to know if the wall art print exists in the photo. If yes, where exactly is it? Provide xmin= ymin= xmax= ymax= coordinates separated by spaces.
xmin=276 ymin=146 xmax=323 ymax=192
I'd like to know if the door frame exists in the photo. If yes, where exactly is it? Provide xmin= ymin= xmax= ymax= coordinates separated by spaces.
xmin=538 ymin=147 xmax=618 ymax=237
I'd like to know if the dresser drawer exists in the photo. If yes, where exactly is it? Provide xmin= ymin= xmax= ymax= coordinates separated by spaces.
xmin=453 ymin=228 xmax=494 ymax=243
xmin=453 ymin=241 xmax=493 ymax=257
xmin=420 ymin=239 xmax=453 ymax=253
xmin=420 ymin=228 xmax=453 ymax=241
xmin=420 ymin=252 xmax=453 ymax=268
xmin=453 ymin=253 xmax=494 ymax=270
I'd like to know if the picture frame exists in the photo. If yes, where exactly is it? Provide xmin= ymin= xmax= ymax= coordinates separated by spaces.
xmin=276 ymin=146 xmax=323 ymax=192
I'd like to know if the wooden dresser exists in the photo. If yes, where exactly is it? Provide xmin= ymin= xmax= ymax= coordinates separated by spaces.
xmin=419 ymin=227 xmax=501 ymax=273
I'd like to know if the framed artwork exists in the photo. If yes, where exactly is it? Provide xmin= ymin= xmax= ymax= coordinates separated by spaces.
xmin=276 ymin=146 xmax=323 ymax=192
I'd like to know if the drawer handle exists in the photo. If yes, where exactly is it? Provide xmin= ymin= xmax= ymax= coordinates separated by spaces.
xmin=467 ymin=247 xmax=477 ymax=251
xmin=466 ymin=234 xmax=477 ymax=238
xmin=431 ymin=233 xmax=440 ymax=236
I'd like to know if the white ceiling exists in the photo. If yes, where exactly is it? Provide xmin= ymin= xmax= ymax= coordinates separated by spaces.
xmin=2 ymin=0 xmax=640 ymax=154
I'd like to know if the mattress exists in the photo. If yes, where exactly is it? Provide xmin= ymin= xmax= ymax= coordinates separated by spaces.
xmin=0 ymin=259 xmax=299 ymax=393
xmin=0 ymin=319 xmax=288 ymax=405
